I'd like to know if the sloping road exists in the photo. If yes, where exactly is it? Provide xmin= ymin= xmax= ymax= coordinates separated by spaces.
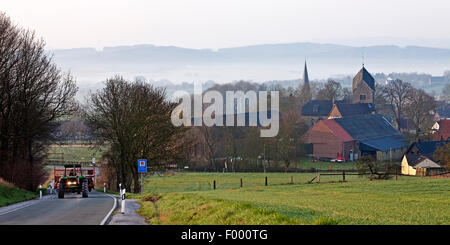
xmin=0 ymin=190 xmax=115 ymax=225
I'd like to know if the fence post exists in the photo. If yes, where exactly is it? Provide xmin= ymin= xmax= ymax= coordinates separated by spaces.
xmin=213 ymin=180 xmax=216 ymax=190
xmin=265 ymin=176 xmax=268 ymax=186
xmin=342 ymin=170 xmax=345 ymax=182
xmin=317 ymin=173 xmax=320 ymax=183
xmin=395 ymin=171 xmax=398 ymax=181
xmin=240 ymin=178 xmax=243 ymax=188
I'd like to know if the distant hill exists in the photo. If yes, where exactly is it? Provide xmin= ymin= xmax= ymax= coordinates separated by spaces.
xmin=48 ymin=42 xmax=450 ymax=98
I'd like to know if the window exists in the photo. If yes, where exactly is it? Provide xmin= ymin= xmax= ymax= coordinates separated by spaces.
xmin=312 ymin=104 xmax=319 ymax=113
xmin=360 ymin=94 xmax=366 ymax=101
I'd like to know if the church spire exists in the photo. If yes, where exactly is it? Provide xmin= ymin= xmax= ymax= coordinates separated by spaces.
xmin=300 ymin=61 xmax=312 ymax=102
xmin=302 ymin=61 xmax=310 ymax=92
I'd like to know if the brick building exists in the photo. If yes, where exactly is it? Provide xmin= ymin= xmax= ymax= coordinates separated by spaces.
xmin=302 ymin=114 xmax=408 ymax=161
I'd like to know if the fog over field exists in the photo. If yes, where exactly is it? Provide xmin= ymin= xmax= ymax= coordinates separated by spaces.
xmin=47 ymin=42 xmax=450 ymax=99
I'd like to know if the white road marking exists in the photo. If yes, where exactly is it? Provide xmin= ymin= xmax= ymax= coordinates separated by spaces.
xmin=100 ymin=194 xmax=117 ymax=225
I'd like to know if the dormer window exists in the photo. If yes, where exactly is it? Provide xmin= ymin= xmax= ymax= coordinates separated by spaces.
xmin=360 ymin=94 xmax=366 ymax=101
xmin=312 ymin=105 xmax=319 ymax=113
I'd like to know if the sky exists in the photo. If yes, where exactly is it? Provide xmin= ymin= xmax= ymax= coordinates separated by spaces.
xmin=2 ymin=0 xmax=450 ymax=50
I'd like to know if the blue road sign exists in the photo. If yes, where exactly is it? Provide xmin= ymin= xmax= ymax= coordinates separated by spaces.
xmin=138 ymin=159 xmax=147 ymax=173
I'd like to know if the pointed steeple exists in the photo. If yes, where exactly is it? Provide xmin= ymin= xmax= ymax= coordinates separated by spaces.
xmin=300 ymin=61 xmax=312 ymax=102
xmin=302 ymin=61 xmax=310 ymax=93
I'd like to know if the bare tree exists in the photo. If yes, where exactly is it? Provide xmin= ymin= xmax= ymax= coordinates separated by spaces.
xmin=316 ymin=80 xmax=343 ymax=101
xmin=0 ymin=12 xmax=78 ymax=190
xmin=86 ymin=76 xmax=189 ymax=193
xmin=382 ymin=79 xmax=413 ymax=130
xmin=405 ymin=88 xmax=436 ymax=137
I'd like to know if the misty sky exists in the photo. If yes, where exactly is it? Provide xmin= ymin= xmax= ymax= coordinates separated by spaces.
xmin=2 ymin=0 xmax=450 ymax=50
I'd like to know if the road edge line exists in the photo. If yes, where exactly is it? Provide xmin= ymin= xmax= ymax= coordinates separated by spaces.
xmin=0 ymin=195 xmax=56 ymax=217
xmin=100 ymin=194 xmax=117 ymax=225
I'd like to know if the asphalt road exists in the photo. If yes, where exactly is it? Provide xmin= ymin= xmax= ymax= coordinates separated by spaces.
xmin=0 ymin=190 xmax=115 ymax=225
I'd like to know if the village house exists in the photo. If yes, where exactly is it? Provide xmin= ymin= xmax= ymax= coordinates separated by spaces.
xmin=401 ymin=140 xmax=448 ymax=176
xmin=431 ymin=119 xmax=450 ymax=141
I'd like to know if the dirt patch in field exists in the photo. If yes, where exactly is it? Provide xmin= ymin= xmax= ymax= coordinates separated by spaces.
xmin=144 ymin=195 xmax=160 ymax=203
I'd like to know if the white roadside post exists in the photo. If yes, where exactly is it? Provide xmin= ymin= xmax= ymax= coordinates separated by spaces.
xmin=121 ymin=188 xmax=126 ymax=214
xmin=104 ymin=183 xmax=106 ymax=193
xmin=39 ymin=185 xmax=42 ymax=199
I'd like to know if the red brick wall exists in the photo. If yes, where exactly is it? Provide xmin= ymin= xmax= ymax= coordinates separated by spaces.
xmin=302 ymin=124 xmax=344 ymax=159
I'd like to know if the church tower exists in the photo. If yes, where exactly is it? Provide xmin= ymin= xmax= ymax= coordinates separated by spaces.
xmin=352 ymin=66 xmax=375 ymax=104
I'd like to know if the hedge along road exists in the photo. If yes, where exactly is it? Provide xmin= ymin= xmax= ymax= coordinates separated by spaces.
xmin=0 ymin=190 xmax=116 ymax=225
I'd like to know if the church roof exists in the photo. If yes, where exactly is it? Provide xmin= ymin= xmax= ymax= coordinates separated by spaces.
xmin=353 ymin=67 xmax=375 ymax=91
xmin=301 ymin=100 xmax=343 ymax=116
xmin=332 ymin=103 xmax=376 ymax=117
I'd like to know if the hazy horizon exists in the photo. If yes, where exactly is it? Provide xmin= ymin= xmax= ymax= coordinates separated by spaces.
xmin=3 ymin=0 xmax=450 ymax=50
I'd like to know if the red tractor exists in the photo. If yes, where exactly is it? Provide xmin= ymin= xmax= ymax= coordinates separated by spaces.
xmin=54 ymin=164 xmax=95 ymax=198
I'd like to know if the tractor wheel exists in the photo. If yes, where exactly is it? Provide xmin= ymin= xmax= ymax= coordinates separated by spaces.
xmin=58 ymin=183 xmax=64 ymax=199
xmin=82 ymin=180 xmax=88 ymax=198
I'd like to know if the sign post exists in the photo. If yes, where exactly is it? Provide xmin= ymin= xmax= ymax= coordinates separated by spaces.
xmin=138 ymin=159 xmax=147 ymax=195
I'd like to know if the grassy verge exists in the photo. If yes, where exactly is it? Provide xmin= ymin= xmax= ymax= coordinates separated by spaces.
xmin=137 ymin=193 xmax=306 ymax=225
xmin=136 ymin=172 xmax=450 ymax=225
xmin=0 ymin=180 xmax=38 ymax=207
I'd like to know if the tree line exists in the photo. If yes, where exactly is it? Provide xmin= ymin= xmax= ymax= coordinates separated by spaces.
xmin=0 ymin=13 xmax=78 ymax=190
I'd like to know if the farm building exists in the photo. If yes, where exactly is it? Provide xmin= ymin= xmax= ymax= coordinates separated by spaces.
xmin=302 ymin=114 xmax=408 ymax=161
xmin=401 ymin=140 xmax=448 ymax=176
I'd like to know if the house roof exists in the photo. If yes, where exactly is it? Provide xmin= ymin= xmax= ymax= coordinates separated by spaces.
xmin=332 ymin=103 xmax=376 ymax=117
xmin=353 ymin=67 xmax=375 ymax=91
xmin=405 ymin=154 xmax=441 ymax=168
xmin=334 ymin=114 xmax=405 ymax=142
xmin=301 ymin=100 xmax=341 ymax=117
xmin=407 ymin=140 xmax=449 ymax=158
xmin=321 ymin=119 xmax=354 ymax=142
xmin=432 ymin=119 xmax=450 ymax=141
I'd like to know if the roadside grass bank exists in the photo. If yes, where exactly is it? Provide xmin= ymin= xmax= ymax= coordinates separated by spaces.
xmin=0 ymin=179 xmax=38 ymax=207
xmin=136 ymin=173 xmax=450 ymax=225
xmin=137 ymin=193 xmax=305 ymax=225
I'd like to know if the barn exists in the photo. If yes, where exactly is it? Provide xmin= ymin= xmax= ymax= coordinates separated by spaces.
xmin=302 ymin=114 xmax=408 ymax=161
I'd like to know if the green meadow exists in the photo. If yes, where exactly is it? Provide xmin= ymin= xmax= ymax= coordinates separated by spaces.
xmin=135 ymin=172 xmax=450 ymax=225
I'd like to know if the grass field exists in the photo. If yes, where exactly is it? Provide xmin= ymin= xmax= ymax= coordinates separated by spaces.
xmin=135 ymin=172 xmax=450 ymax=225
xmin=47 ymin=144 xmax=109 ymax=162
xmin=0 ymin=180 xmax=38 ymax=207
